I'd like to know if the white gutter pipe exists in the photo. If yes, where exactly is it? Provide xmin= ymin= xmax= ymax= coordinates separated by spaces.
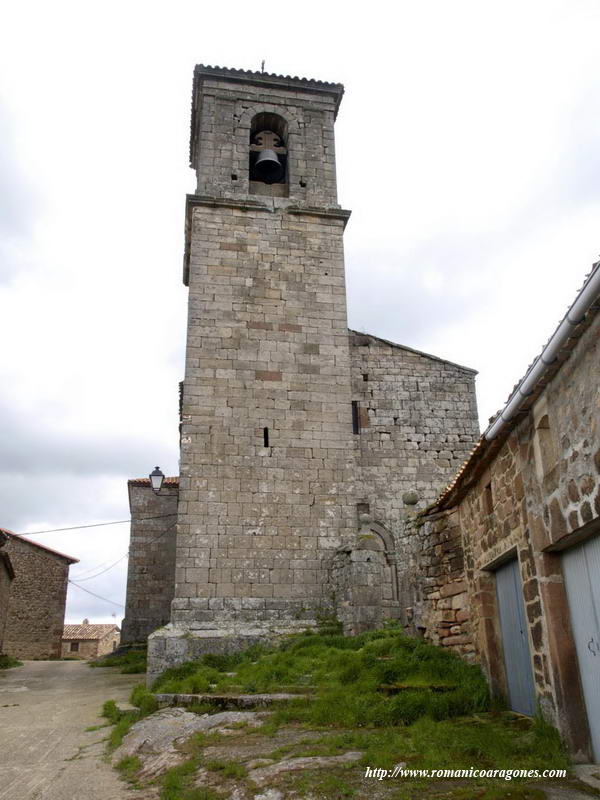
xmin=484 ymin=259 xmax=600 ymax=441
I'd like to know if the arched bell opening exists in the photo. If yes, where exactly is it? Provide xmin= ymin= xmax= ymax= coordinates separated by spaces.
xmin=249 ymin=112 xmax=289 ymax=196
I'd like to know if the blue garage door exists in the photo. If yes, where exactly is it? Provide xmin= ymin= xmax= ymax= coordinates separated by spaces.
xmin=496 ymin=558 xmax=536 ymax=716
xmin=562 ymin=534 xmax=600 ymax=761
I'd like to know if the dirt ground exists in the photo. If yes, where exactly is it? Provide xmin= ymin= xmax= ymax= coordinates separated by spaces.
xmin=0 ymin=660 xmax=141 ymax=800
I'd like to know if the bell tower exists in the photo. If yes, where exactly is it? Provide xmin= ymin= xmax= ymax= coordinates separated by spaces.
xmin=148 ymin=65 xmax=357 ymax=681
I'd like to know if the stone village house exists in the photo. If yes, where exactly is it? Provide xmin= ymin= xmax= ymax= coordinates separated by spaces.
xmin=0 ymin=529 xmax=78 ymax=660
xmin=121 ymin=65 xmax=600 ymax=759
xmin=411 ymin=265 xmax=600 ymax=763
xmin=62 ymin=620 xmax=121 ymax=660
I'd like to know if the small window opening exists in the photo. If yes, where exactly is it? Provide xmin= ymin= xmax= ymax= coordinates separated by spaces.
xmin=263 ymin=427 xmax=270 ymax=448
xmin=70 ymin=641 xmax=79 ymax=653
xmin=362 ymin=373 xmax=369 ymax=382
xmin=483 ymin=482 xmax=494 ymax=515
xmin=352 ymin=401 xmax=360 ymax=435
xmin=231 ymin=173 xmax=238 ymax=181
xmin=299 ymin=177 xmax=307 ymax=187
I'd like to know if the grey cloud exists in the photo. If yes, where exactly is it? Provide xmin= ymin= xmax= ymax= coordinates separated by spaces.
xmin=345 ymin=233 xmax=497 ymax=354
xmin=0 ymin=393 xmax=175 ymax=479
xmin=0 ymin=474 xmax=127 ymax=532
xmin=0 ymin=101 xmax=38 ymax=283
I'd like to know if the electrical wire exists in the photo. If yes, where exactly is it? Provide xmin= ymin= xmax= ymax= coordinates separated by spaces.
xmin=13 ymin=513 xmax=177 ymax=537
xmin=68 ymin=580 xmax=125 ymax=609
xmin=72 ymin=554 xmax=130 ymax=582
xmin=69 ymin=522 xmax=177 ymax=582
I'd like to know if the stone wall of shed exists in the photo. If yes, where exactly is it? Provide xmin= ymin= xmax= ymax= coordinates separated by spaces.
xmin=121 ymin=483 xmax=179 ymax=644
xmin=396 ymin=510 xmax=473 ymax=657
xmin=62 ymin=638 xmax=100 ymax=660
xmin=2 ymin=538 xmax=71 ymax=659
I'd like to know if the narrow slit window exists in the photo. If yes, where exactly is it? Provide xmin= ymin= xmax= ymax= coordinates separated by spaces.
xmin=352 ymin=401 xmax=360 ymax=435
xmin=362 ymin=373 xmax=369 ymax=382
xmin=484 ymin=482 xmax=493 ymax=515
xmin=263 ymin=427 xmax=270 ymax=447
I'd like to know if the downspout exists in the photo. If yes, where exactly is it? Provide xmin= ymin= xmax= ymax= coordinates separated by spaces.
xmin=485 ymin=259 xmax=600 ymax=441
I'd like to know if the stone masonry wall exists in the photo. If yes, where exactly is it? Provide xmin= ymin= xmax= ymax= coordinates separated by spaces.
xmin=174 ymin=201 xmax=357 ymax=632
xmin=350 ymin=332 xmax=479 ymax=513
xmin=400 ymin=510 xmax=473 ymax=658
xmin=121 ymin=481 xmax=179 ymax=644
xmin=191 ymin=69 xmax=340 ymax=209
xmin=349 ymin=332 xmax=479 ymax=620
xmin=2 ymin=537 xmax=72 ymax=659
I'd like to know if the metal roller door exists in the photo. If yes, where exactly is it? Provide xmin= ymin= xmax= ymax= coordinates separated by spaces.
xmin=562 ymin=534 xmax=600 ymax=761
xmin=495 ymin=558 xmax=536 ymax=716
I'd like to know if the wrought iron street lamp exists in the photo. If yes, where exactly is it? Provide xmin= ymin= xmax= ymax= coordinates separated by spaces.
xmin=149 ymin=466 xmax=165 ymax=494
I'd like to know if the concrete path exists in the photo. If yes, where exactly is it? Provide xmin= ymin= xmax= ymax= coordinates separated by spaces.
xmin=0 ymin=660 xmax=141 ymax=800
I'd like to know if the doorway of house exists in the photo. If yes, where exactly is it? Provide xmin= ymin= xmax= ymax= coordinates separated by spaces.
xmin=495 ymin=558 xmax=536 ymax=716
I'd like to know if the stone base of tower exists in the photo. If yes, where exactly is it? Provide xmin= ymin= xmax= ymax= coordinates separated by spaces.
xmin=146 ymin=620 xmax=317 ymax=687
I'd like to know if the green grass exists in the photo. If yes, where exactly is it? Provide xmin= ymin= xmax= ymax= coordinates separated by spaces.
xmin=116 ymin=754 xmax=142 ymax=785
xmin=152 ymin=628 xmax=492 ymax=727
xmin=104 ymin=631 xmax=573 ymax=800
xmin=204 ymin=758 xmax=247 ymax=779
xmin=160 ymin=758 xmax=223 ymax=800
xmin=0 ymin=654 xmax=22 ymax=670
xmin=101 ymin=683 xmax=159 ymax=751
xmin=90 ymin=648 xmax=147 ymax=674
xmin=130 ymin=683 xmax=159 ymax=716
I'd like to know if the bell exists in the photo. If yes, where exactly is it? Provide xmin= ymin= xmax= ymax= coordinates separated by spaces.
xmin=253 ymin=149 xmax=284 ymax=184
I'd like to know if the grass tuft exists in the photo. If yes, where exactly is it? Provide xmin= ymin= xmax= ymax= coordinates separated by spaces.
xmin=0 ymin=654 xmax=22 ymax=670
xmin=90 ymin=648 xmax=147 ymax=674
xmin=160 ymin=758 xmax=223 ymax=800
xmin=116 ymin=754 xmax=142 ymax=785
xmin=204 ymin=758 xmax=246 ymax=779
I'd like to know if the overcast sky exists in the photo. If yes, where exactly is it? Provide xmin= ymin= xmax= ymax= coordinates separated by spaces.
xmin=1 ymin=0 xmax=599 ymax=625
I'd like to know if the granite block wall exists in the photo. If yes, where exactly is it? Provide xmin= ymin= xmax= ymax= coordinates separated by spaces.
xmin=121 ymin=480 xmax=179 ymax=644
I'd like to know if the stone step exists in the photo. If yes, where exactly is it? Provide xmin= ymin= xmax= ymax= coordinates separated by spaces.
xmin=155 ymin=692 xmax=308 ymax=710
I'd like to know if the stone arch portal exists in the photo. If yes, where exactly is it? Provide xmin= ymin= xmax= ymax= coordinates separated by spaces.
xmin=331 ymin=519 xmax=400 ymax=635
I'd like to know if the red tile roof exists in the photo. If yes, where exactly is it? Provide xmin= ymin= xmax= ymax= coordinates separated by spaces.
xmin=63 ymin=623 xmax=119 ymax=641
xmin=430 ymin=270 xmax=600 ymax=513
xmin=127 ymin=477 xmax=179 ymax=487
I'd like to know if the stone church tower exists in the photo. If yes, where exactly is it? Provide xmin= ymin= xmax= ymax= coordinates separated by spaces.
xmin=121 ymin=66 xmax=480 ymax=683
